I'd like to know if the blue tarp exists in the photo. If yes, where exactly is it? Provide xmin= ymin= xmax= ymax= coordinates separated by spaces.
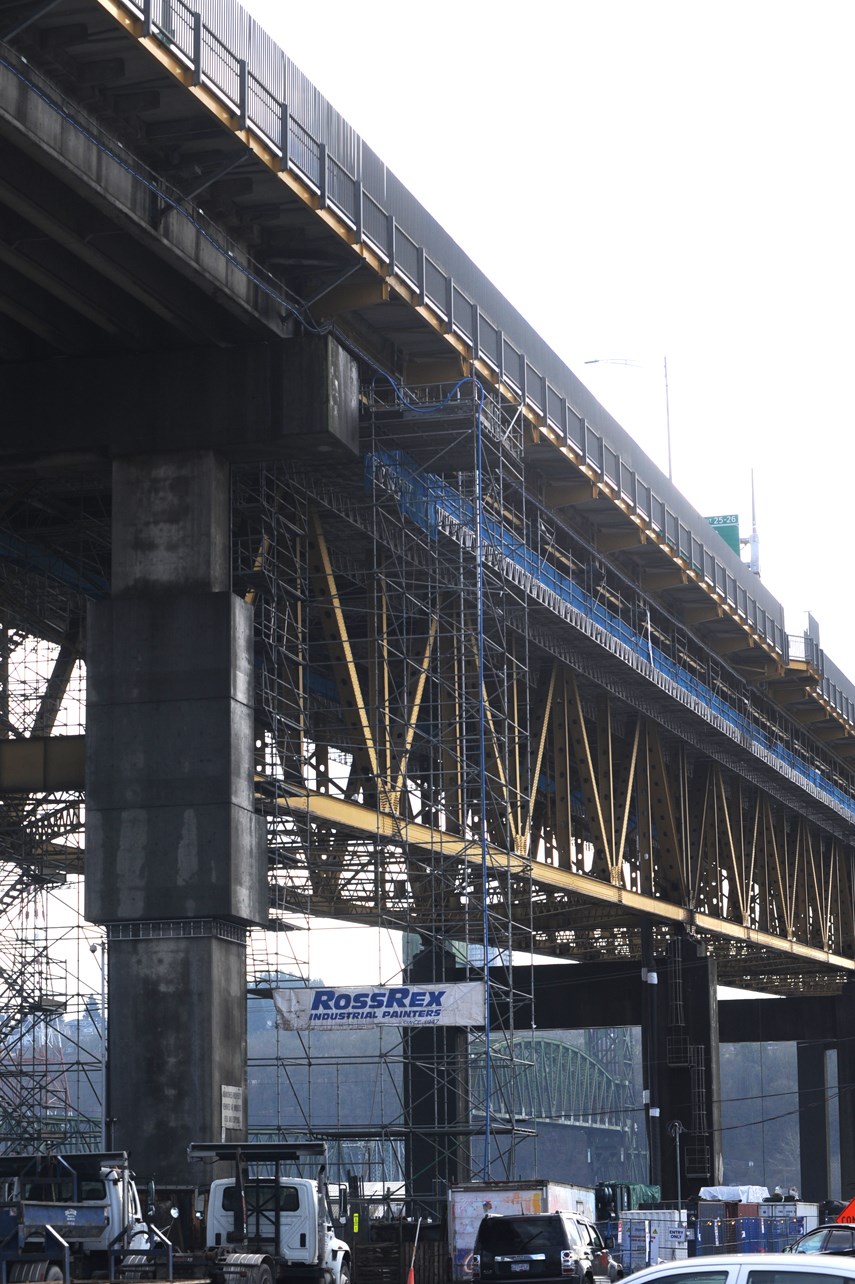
xmin=367 ymin=448 xmax=855 ymax=826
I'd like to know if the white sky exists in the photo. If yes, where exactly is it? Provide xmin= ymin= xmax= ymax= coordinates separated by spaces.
xmin=242 ymin=0 xmax=855 ymax=685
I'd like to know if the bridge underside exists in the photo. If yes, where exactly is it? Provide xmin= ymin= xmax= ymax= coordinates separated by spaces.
xmin=1 ymin=0 xmax=855 ymax=1200
xmin=5 ymin=410 xmax=855 ymax=986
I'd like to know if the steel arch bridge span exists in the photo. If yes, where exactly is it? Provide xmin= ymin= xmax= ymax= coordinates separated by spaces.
xmin=470 ymin=1035 xmax=628 ymax=1134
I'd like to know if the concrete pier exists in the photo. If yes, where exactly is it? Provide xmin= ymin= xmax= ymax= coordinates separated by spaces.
xmin=85 ymin=452 xmax=264 ymax=1184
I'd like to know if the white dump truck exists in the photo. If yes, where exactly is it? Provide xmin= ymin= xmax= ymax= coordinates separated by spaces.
xmin=0 ymin=1151 xmax=152 ymax=1282
xmin=0 ymin=1143 xmax=350 ymax=1284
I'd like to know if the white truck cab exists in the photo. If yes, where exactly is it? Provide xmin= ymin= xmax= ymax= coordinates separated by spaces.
xmin=207 ymin=1176 xmax=339 ymax=1266
xmin=189 ymin=1141 xmax=351 ymax=1284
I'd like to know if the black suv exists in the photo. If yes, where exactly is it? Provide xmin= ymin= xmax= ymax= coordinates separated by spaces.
xmin=472 ymin=1212 xmax=622 ymax=1284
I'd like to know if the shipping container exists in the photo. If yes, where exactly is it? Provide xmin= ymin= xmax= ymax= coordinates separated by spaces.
xmin=604 ymin=1209 xmax=686 ymax=1271
xmin=759 ymin=1202 xmax=820 ymax=1233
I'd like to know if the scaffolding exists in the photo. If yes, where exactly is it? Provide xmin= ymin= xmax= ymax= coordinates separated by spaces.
xmin=232 ymin=375 xmax=539 ymax=1202
xmin=0 ymin=374 xmax=645 ymax=1195
xmin=0 ymin=624 xmax=101 ymax=1152
xmin=3 ymin=356 xmax=855 ymax=1194
xmin=4 ymin=0 xmax=855 ymax=1208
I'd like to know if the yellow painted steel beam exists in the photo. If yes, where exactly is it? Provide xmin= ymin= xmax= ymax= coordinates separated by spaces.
xmin=390 ymin=616 xmax=438 ymax=815
xmin=279 ymin=788 xmax=855 ymax=973
xmin=366 ymin=572 xmax=391 ymax=790
xmin=614 ymin=717 xmax=640 ymax=878
xmin=715 ymin=769 xmax=747 ymax=925
xmin=596 ymin=694 xmax=617 ymax=877
xmin=307 ymin=511 xmax=394 ymax=811
xmin=709 ymin=635 xmax=753 ymax=654
xmin=805 ymin=828 xmax=833 ymax=954
xmin=521 ymin=663 xmax=557 ymax=858
xmin=683 ymin=604 xmax=723 ymax=625
xmin=509 ymin=638 xmax=525 ymax=847
xmin=281 ymin=788 xmax=523 ymax=871
xmin=768 ymin=685 xmax=813 ymax=706
xmin=634 ymin=732 xmax=655 ymax=898
xmin=568 ymin=676 xmax=611 ymax=866
xmin=646 ymin=726 xmax=687 ymax=901
xmin=640 ymin=568 xmax=689 ymax=591
xmin=548 ymin=670 xmax=573 ymax=867
xmin=833 ymin=840 xmax=855 ymax=959
xmin=765 ymin=799 xmax=793 ymax=940
xmin=438 ymin=622 xmax=465 ymax=836
xmin=313 ymin=280 xmax=390 ymax=316
xmin=812 ymin=724 xmax=854 ymax=743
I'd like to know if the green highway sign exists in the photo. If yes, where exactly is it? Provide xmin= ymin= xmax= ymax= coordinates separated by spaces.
xmin=706 ymin=513 xmax=740 ymax=556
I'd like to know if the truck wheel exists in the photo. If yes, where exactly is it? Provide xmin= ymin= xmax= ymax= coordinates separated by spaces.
xmin=253 ymin=1265 xmax=273 ymax=1284
xmin=339 ymin=1262 xmax=351 ymax=1284
xmin=122 ymin=1254 xmax=155 ymax=1281
xmin=9 ymin=1266 xmax=64 ymax=1283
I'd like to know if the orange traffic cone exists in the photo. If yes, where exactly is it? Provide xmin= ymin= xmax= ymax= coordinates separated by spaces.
xmin=408 ymin=1217 xmax=422 ymax=1284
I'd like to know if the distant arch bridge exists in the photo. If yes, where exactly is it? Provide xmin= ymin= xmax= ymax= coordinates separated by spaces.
xmin=472 ymin=1036 xmax=629 ymax=1132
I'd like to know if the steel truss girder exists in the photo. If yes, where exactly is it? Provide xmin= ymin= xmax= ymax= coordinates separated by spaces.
xmin=252 ymin=497 xmax=855 ymax=989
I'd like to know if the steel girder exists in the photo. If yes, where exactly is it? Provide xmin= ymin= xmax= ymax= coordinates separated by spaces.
xmin=235 ymin=462 xmax=855 ymax=996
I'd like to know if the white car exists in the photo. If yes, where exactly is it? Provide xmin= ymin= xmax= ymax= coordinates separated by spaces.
xmin=628 ymin=1253 xmax=855 ymax=1284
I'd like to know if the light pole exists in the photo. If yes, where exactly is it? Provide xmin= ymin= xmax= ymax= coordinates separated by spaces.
xmin=667 ymin=1119 xmax=685 ymax=1213
xmin=663 ymin=356 xmax=672 ymax=483
xmin=90 ymin=941 xmax=107 ymax=1149
xmin=583 ymin=356 xmax=673 ymax=482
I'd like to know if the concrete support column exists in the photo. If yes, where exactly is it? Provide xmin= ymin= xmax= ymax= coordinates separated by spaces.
xmin=640 ymin=924 xmax=662 ymax=1190
xmin=404 ymin=945 xmax=469 ymax=1209
xmin=85 ymin=452 xmax=265 ymax=1186
xmin=652 ymin=935 xmax=722 ymax=1200
xmin=836 ymin=982 xmax=855 ymax=1199
xmin=797 ymin=1041 xmax=831 ymax=1200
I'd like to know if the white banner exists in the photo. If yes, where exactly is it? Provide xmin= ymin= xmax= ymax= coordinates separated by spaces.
xmin=273 ymin=982 xmax=486 ymax=1031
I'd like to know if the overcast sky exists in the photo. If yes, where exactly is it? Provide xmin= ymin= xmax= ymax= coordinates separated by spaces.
xmin=241 ymin=0 xmax=855 ymax=687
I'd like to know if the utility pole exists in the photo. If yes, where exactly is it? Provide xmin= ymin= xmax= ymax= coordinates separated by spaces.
xmin=664 ymin=356 xmax=672 ymax=482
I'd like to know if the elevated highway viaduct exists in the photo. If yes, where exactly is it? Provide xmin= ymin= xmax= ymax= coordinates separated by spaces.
xmin=2 ymin=0 xmax=855 ymax=1201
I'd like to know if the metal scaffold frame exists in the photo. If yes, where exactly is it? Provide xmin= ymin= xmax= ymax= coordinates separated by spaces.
xmin=0 ymin=623 xmax=102 ymax=1152
xmin=2 ymin=360 xmax=855 ymax=1187
xmin=232 ymin=375 xmax=540 ymax=1201
xmin=0 ymin=0 xmax=853 ymax=1211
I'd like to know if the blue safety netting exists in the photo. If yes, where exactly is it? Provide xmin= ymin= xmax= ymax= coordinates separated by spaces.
xmin=366 ymin=449 xmax=855 ymax=827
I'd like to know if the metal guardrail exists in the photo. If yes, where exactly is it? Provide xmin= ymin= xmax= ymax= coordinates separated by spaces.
xmin=788 ymin=635 xmax=855 ymax=729
xmin=369 ymin=448 xmax=855 ymax=828
xmin=116 ymin=0 xmax=786 ymax=663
